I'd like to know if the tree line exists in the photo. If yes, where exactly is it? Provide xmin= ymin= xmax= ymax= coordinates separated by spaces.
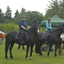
xmin=0 ymin=6 xmax=43 ymax=26
xmin=0 ymin=0 xmax=64 ymax=33
xmin=0 ymin=0 xmax=64 ymax=24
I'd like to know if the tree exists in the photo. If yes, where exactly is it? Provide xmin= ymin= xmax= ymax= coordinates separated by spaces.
xmin=59 ymin=0 xmax=64 ymax=19
xmin=5 ymin=5 xmax=12 ymax=22
xmin=21 ymin=8 xmax=26 ymax=14
xmin=14 ymin=10 xmax=43 ymax=25
xmin=45 ymin=0 xmax=60 ymax=19
xmin=14 ymin=9 xmax=19 ymax=18
xmin=0 ymin=9 xmax=5 ymax=23
xmin=26 ymin=11 xmax=43 ymax=25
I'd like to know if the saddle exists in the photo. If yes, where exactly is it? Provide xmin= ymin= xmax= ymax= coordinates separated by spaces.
xmin=15 ymin=32 xmax=26 ymax=42
xmin=42 ymin=32 xmax=51 ymax=39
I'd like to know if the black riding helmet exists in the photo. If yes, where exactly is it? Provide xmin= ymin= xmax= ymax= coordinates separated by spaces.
xmin=21 ymin=15 xmax=26 ymax=18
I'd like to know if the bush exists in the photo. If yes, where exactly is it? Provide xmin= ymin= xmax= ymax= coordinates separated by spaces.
xmin=0 ymin=23 xmax=48 ymax=33
xmin=0 ymin=23 xmax=19 ymax=33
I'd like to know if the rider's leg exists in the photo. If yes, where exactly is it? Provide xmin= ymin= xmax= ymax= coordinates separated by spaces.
xmin=45 ymin=31 xmax=49 ymax=43
xmin=20 ymin=30 xmax=25 ymax=43
xmin=18 ymin=45 xmax=21 ymax=50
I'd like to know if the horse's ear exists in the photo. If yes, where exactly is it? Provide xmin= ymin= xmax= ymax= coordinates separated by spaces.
xmin=63 ymin=24 xmax=64 ymax=26
xmin=39 ymin=21 xmax=41 ymax=24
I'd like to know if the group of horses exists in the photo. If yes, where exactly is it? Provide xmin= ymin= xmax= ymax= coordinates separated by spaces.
xmin=5 ymin=21 xmax=64 ymax=60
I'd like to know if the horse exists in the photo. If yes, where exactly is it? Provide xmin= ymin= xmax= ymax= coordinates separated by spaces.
xmin=5 ymin=21 xmax=41 ymax=60
xmin=35 ymin=24 xmax=64 ymax=57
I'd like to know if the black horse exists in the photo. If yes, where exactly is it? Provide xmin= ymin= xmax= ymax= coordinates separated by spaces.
xmin=5 ymin=21 xmax=41 ymax=60
xmin=35 ymin=25 xmax=64 ymax=57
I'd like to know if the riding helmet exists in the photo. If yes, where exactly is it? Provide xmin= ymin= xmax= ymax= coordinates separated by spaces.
xmin=21 ymin=15 xmax=26 ymax=18
xmin=48 ymin=18 xmax=51 ymax=21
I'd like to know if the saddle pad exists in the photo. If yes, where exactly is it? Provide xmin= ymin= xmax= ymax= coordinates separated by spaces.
xmin=42 ymin=33 xmax=47 ymax=39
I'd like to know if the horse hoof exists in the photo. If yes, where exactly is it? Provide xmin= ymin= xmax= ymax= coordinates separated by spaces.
xmin=47 ymin=55 xmax=49 ymax=57
xmin=26 ymin=58 xmax=29 ymax=60
xmin=30 ymin=57 xmax=33 ymax=60
xmin=10 ymin=57 xmax=14 ymax=59
xmin=40 ymin=54 xmax=43 ymax=56
xmin=55 ymin=56 xmax=57 ymax=57
xmin=5 ymin=57 xmax=8 ymax=59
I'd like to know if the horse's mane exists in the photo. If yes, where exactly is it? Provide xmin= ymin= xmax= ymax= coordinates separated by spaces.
xmin=51 ymin=25 xmax=63 ymax=32
xmin=28 ymin=23 xmax=36 ymax=33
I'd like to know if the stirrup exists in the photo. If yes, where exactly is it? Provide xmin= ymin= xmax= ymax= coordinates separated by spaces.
xmin=45 ymin=41 xmax=48 ymax=43
xmin=20 ymin=41 xmax=25 ymax=43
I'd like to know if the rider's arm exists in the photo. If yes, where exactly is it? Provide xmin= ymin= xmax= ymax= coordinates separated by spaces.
xmin=46 ymin=23 xmax=52 ymax=30
xmin=21 ymin=25 xmax=28 ymax=31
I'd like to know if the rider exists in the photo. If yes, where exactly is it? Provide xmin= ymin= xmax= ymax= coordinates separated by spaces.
xmin=46 ymin=18 xmax=53 ymax=51
xmin=46 ymin=18 xmax=53 ymax=32
xmin=46 ymin=18 xmax=53 ymax=42
xmin=19 ymin=15 xmax=29 ymax=43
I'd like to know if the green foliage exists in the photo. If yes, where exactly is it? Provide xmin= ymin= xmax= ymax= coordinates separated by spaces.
xmin=44 ymin=0 xmax=64 ymax=20
xmin=0 ymin=7 xmax=44 ymax=25
xmin=14 ymin=9 xmax=19 ymax=18
xmin=40 ymin=27 xmax=46 ymax=32
xmin=0 ymin=0 xmax=64 ymax=25
xmin=59 ymin=0 xmax=64 ymax=19
xmin=0 ymin=23 xmax=46 ymax=33
xmin=0 ymin=9 xmax=5 ymax=23
xmin=0 ymin=23 xmax=19 ymax=33
xmin=5 ymin=5 xmax=12 ymax=22
xmin=0 ymin=0 xmax=64 ymax=31
xmin=44 ymin=0 xmax=60 ymax=20
xmin=14 ymin=9 xmax=43 ymax=25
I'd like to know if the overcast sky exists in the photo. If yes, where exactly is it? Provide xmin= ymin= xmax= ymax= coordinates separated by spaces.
xmin=0 ymin=0 xmax=51 ymax=17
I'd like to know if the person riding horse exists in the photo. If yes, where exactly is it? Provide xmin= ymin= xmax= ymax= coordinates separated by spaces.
xmin=45 ymin=18 xmax=53 ymax=43
xmin=46 ymin=18 xmax=53 ymax=32
xmin=46 ymin=18 xmax=53 ymax=51
xmin=5 ymin=20 xmax=41 ymax=59
xmin=19 ymin=15 xmax=29 ymax=43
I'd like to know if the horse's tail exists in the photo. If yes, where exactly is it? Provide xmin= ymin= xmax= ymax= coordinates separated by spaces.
xmin=5 ymin=33 xmax=9 ymax=47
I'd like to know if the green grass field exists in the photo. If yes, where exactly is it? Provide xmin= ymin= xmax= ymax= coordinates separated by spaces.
xmin=0 ymin=39 xmax=64 ymax=64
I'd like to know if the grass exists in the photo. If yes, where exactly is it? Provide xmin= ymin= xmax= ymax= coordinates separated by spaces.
xmin=0 ymin=27 xmax=64 ymax=64
xmin=0 ymin=39 xmax=64 ymax=64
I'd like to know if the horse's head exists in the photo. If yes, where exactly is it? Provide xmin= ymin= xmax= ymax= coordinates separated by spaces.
xmin=28 ymin=21 xmax=41 ymax=36
xmin=34 ymin=21 xmax=41 ymax=34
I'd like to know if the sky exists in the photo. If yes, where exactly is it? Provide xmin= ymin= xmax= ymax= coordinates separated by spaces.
xmin=0 ymin=0 xmax=51 ymax=17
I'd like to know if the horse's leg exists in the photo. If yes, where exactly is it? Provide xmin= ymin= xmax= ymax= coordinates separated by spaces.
xmin=59 ymin=43 xmax=63 ymax=55
xmin=5 ymin=44 xmax=9 ymax=59
xmin=55 ymin=44 xmax=57 ymax=57
xmin=47 ymin=44 xmax=53 ymax=57
xmin=30 ymin=45 xmax=34 ymax=60
xmin=39 ymin=46 xmax=43 ymax=56
xmin=39 ymin=43 xmax=43 ymax=56
xmin=9 ymin=43 xmax=14 ymax=59
xmin=26 ymin=45 xmax=29 ymax=60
